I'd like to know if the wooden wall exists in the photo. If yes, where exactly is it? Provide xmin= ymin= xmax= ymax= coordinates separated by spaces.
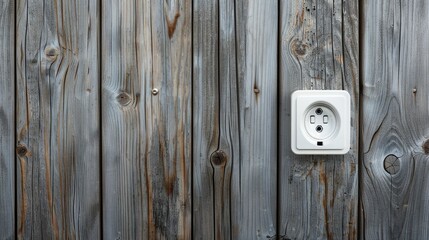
xmin=16 ymin=0 xmax=100 ymax=238
xmin=0 ymin=0 xmax=429 ymax=239
xmin=279 ymin=0 xmax=359 ymax=239
xmin=0 ymin=0 xmax=15 ymax=238
xmin=361 ymin=0 xmax=429 ymax=239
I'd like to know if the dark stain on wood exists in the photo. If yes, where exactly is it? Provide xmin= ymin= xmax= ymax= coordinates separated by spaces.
xmin=294 ymin=7 xmax=305 ymax=26
xmin=144 ymin=147 xmax=156 ymax=238
xmin=165 ymin=174 xmax=176 ymax=196
xmin=253 ymin=82 xmax=260 ymax=102
xmin=348 ymin=204 xmax=356 ymax=240
xmin=18 ymin=157 xmax=27 ymax=237
xmin=42 ymin=135 xmax=59 ymax=239
xmin=423 ymin=139 xmax=429 ymax=154
xmin=167 ymin=12 xmax=180 ymax=38
xmin=319 ymin=166 xmax=333 ymax=240
xmin=253 ymin=83 xmax=260 ymax=94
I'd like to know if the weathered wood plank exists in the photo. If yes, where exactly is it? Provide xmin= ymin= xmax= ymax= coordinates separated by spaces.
xmin=361 ymin=0 xmax=429 ymax=239
xmin=279 ymin=0 xmax=359 ymax=239
xmin=16 ymin=0 xmax=100 ymax=238
xmin=193 ymin=0 xmax=278 ymax=239
xmin=0 ymin=0 xmax=15 ymax=239
xmin=101 ymin=0 xmax=191 ymax=239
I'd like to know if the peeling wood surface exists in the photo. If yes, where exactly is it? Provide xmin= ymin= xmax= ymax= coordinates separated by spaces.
xmin=16 ymin=0 xmax=100 ymax=238
xmin=192 ymin=0 xmax=278 ymax=239
xmin=101 ymin=0 xmax=192 ymax=239
xmin=279 ymin=0 xmax=359 ymax=239
xmin=361 ymin=0 xmax=429 ymax=239
xmin=0 ymin=0 xmax=15 ymax=239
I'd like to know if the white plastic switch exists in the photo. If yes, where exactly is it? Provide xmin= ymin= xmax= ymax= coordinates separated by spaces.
xmin=291 ymin=90 xmax=351 ymax=155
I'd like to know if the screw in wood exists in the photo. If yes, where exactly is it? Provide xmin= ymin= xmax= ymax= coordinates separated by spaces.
xmin=383 ymin=154 xmax=400 ymax=175
xmin=152 ymin=88 xmax=159 ymax=95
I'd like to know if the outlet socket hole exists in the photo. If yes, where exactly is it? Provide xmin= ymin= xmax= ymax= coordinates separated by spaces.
xmin=316 ymin=125 xmax=323 ymax=133
xmin=315 ymin=108 xmax=323 ymax=115
xmin=317 ymin=141 xmax=323 ymax=146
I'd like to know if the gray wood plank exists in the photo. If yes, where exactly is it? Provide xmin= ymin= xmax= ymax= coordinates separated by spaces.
xmin=279 ymin=0 xmax=359 ymax=239
xmin=361 ymin=0 xmax=429 ymax=239
xmin=193 ymin=0 xmax=278 ymax=239
xmin=16 ymin=0 xmax=100 ymax=238
xmin=0 ymin=0 xmax=15 ymax=239
xmin=101 ymin=0 xmax=191 ymax=239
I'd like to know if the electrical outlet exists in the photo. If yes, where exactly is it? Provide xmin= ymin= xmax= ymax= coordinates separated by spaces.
xmin=291 ymin=90 xmax=351 ymax=155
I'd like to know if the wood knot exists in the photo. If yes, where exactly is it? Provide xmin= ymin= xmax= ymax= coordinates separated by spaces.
xmin=16 ymin=144 xmax=28 ymax=157
xmin=116 ymin=92 xmax=132 ymax=106
xmin=44 ymin=46 xmax=59 ymax=61
xmin=291 ymin=39 xmax=308 ymax=57
xmin=423 ymin=139 xmax=429 ymax=154
xmin=254 ymin=87 xmax=260 ymax=94
xmin=210 ymin=150 xmax=227 ymax=166
xmin=383 ymin=154 xmax=400 ymax=175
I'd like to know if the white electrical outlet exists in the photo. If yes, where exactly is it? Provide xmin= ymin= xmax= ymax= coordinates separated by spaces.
xmin=291 ymin=90 xmax=351 ymax=155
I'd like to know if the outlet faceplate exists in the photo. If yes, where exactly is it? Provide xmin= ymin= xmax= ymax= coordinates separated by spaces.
xmin=291 ymin=90 xmax=351 ymax=155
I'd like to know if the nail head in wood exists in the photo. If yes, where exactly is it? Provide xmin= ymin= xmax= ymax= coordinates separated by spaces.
xmin=413 ymin=88 xmax=417 ymax=93
xmin=152 ymin=88 xmax=159 ymax=95
xmin=210 ymin=150 xmax=227 ymax=166
xmin=383 ymin=154 xmax=400 ymax=175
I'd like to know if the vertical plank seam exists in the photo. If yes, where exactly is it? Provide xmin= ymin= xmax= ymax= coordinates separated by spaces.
xmin=232 ymin=1 xmax=239 ymax=239
xmin=341 ymin=0 xmax=346 ymax=90
xmin=99 ymin=0 xmax=103 ymax=237
xmin=191 ymin=0 xmax=194 ymax=238
xmin=276 ymin=0 xmax=281 ymax=239
xmin=14 ymin=0 xmax=18 ymax=238
xmin=214 ymin=1 xmax=221 ymax=238
xmin=358 ymin=0 xmax=364 ymax=238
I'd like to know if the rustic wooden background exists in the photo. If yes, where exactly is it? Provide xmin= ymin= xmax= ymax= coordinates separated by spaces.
xmin=1 ymin=0 xmax=429 ymax=239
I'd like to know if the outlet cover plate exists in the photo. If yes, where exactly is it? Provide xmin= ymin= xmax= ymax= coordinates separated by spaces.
xmin=291 ymin=90 xmax=351 ymax=155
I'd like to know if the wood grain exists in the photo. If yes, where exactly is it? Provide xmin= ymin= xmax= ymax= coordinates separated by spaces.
xmin=0 ymin=0 xmax=15 ymax=239
xmin=193 ymin=0 xmax=278 ymax=239
xmin=101 ymin=0 xmax=191 ymax=239
xmin=279 ymin=0 xmax=359 ymax=239
xmin=16 ymin=0 xmax=100 ymax=238
xmin=361 ymin=0 xmax=429 ymax=239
